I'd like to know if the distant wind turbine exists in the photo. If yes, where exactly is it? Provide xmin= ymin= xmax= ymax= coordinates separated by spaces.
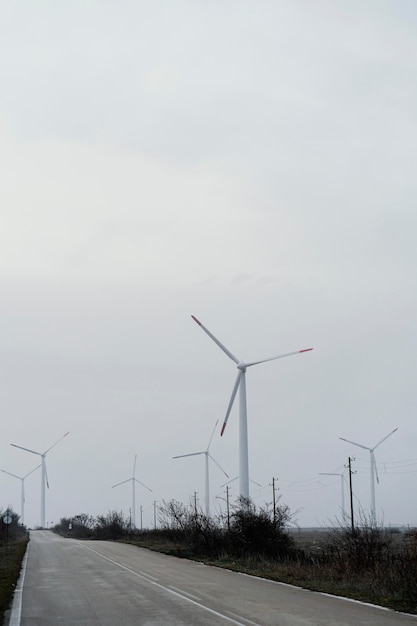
xmin=112 ymin=454 xmax=152 ymax=529
xmin=1 ymin=464 xmax=41 ymax=525
xmin=340 ymin=428 xmax=398 ymax=524
xmin=173 ymin=419 xmax=229 ymax=517
xmin=11 ymin=432 xmax=69 ymax=528
xmin=191 ymin=315 xmax=313 ymax=505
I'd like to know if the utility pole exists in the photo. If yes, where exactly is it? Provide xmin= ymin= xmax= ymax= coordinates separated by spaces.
xmin=226 ymin=485 xmax=230 ymax=530
xmin=347 ymin=457 xmax=355 ymax=531
xmin=271 ymin=477 xmax=278 ymax=527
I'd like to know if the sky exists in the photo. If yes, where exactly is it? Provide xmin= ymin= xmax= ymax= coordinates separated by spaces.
xmin=1 ymin=0 xmax=417 ymax=530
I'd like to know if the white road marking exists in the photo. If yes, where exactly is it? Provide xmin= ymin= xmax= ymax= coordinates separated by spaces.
xmin=168 ymin=585 xmax=203 ymax=602
xmin=138 ymin=570 xmax=159 ymax=582
xmin=78 ymin=543 xmax=262 ymax=626
xmin=225 ymin=610 xmax=264 ymax=626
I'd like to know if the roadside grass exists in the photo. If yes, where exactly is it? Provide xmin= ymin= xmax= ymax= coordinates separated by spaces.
xmin=0 ymin=537 xmax=28 ymax=625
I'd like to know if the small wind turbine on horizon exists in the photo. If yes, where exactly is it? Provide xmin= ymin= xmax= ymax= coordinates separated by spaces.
xmin=340 ymin=428 xmax=398 ymax=524
xmin=1 ymin=464 xmax=41 ymax=525
xmin=11 ymin=432 xmax=69 ymax=528
xmin=173 ymin=419 xmax=229 ymax=517
xmin=112 ymin=454 xmax=152 ymax=529
xmin=191 ymin=315 xmax=313 ymax=506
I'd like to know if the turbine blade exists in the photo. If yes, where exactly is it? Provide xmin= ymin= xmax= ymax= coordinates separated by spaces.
xmin=44 ymin=462 xmax=49 ymax=489
xmin=207 ymin=419 xmax=219 ymax=451
xmin=191 ymin=316 xmax=240 ymax=364
xmin=135 ymin=479 xmax=152 ymax=492
xmin=11 ymin=444 xmax=40 ymax=456
xmin=221 ymin=476 xmax=238 ymax=487
xmin=24 ymin=464 xmax=41 ymax=479
xmin=133 ymin=454 xmax=137 ymax=478
xmin=373 ymin=427 xmax=398 ymax=451
xmin=221 ymin=370 xmax=242 ymax=436
xmin=208 ymin=453 xmax=229 ymax=478
xmin=339 ymin=437 xmax=371 ymax=451
xmin=1 ymin=469 xmax=21 ymax=480
xmin=371 ymin=451 xmax=380 ymax=484
xmin=245 ymin=348 xmax=313 ymax=368
xmin=173 ymin=451 xmax=205 ymax=459
xmin=44 ymin=431 xmax=69 ymax=455
xmin=112 ymin=478 xmax=131 ymax=488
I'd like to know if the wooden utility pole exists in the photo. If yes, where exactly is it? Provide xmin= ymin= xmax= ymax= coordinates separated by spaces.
xmin=271 ymin=477 xmax=278 ymax=527
xmin=226 ymin=485 xmax=230 ymax=530
xmin=348 ymin=457 xmax=355 ymax=531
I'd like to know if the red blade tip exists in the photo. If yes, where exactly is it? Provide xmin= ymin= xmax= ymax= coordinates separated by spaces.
xmin=220 ymin=423 xmax=226 ymax=436
xmin=300 ymin=348 xmax=313 ymax=353
xmin=191 ymin=315 xmax=201 ymax=325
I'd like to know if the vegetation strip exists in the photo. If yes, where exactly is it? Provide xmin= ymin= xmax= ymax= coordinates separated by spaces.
xmin=0 ymin=513 xmax=29 ymax=626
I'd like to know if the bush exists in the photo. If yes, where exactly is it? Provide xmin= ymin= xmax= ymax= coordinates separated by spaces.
xmin=157 ymin=497 xmax=295 ymax=561
xmin=95 ymin=511 xmax=129 ymax=540
xmin=158 ymin=499 xmax=223 ymax=557
xmin=326 ymin=513 xmax=393 ymax=573
xmin=224 ymin=498 xmax=295 ymax=559
xmin=55 ymin=514 xmax=96 ymax=539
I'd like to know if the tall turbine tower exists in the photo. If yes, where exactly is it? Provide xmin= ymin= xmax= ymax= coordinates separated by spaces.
xmin=340 ymin=428 xmax=398 ymax=524
xmin=1 ymin=464 xmax=40 ymax=525
xmin=112 ymin=454 xmax=152 ymax=529
xmin=173 ymin=419 xmax=229 ymax=517
xmin=11 ymin=432 xmax=69 ymax=528
xmin=191 ymin=315 xmax=313 ymax=505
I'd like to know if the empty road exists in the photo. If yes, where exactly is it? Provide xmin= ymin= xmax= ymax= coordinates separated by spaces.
xmin=8 ymin=531 xmax=417 ymax=625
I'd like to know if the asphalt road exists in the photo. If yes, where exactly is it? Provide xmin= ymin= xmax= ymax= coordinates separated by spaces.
xmin=8 ymin=530 xmax=417 ymax=625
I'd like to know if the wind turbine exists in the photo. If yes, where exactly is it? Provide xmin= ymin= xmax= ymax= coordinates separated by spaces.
xmin=1 ymin=464 xmax=40 ymax=525
xmin=112 ymin=454 xmax=152 ymax=529
xmin=173 ymin=419 xmax=229 ymax=517
xmin=191 ymin=315 xmax=313 ymax=505
xmin=11 ymin=432 xmax=69 ymax=528
xmin=340 ymin=428 xmax=398 ymax=524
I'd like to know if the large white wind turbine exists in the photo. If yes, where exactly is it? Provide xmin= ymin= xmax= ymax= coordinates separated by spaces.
xmin=340 ymin=428 xmax=398 ymax=524
xmin=112 ymin=454 xmax=152 ymax=529
xmin=191 ymin=315 xmax=313 ymax=505
xmin=173 ymin=419 xmax=229 ymax=517
xmin=1 ymin=464 xmax=40 ymax=525
xmin=11 ymin=432 xmax=69 ymax=528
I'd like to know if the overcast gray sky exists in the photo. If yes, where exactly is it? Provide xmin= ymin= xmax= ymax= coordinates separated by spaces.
xmin=1 ymin=0 xmax=417 ymax=529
